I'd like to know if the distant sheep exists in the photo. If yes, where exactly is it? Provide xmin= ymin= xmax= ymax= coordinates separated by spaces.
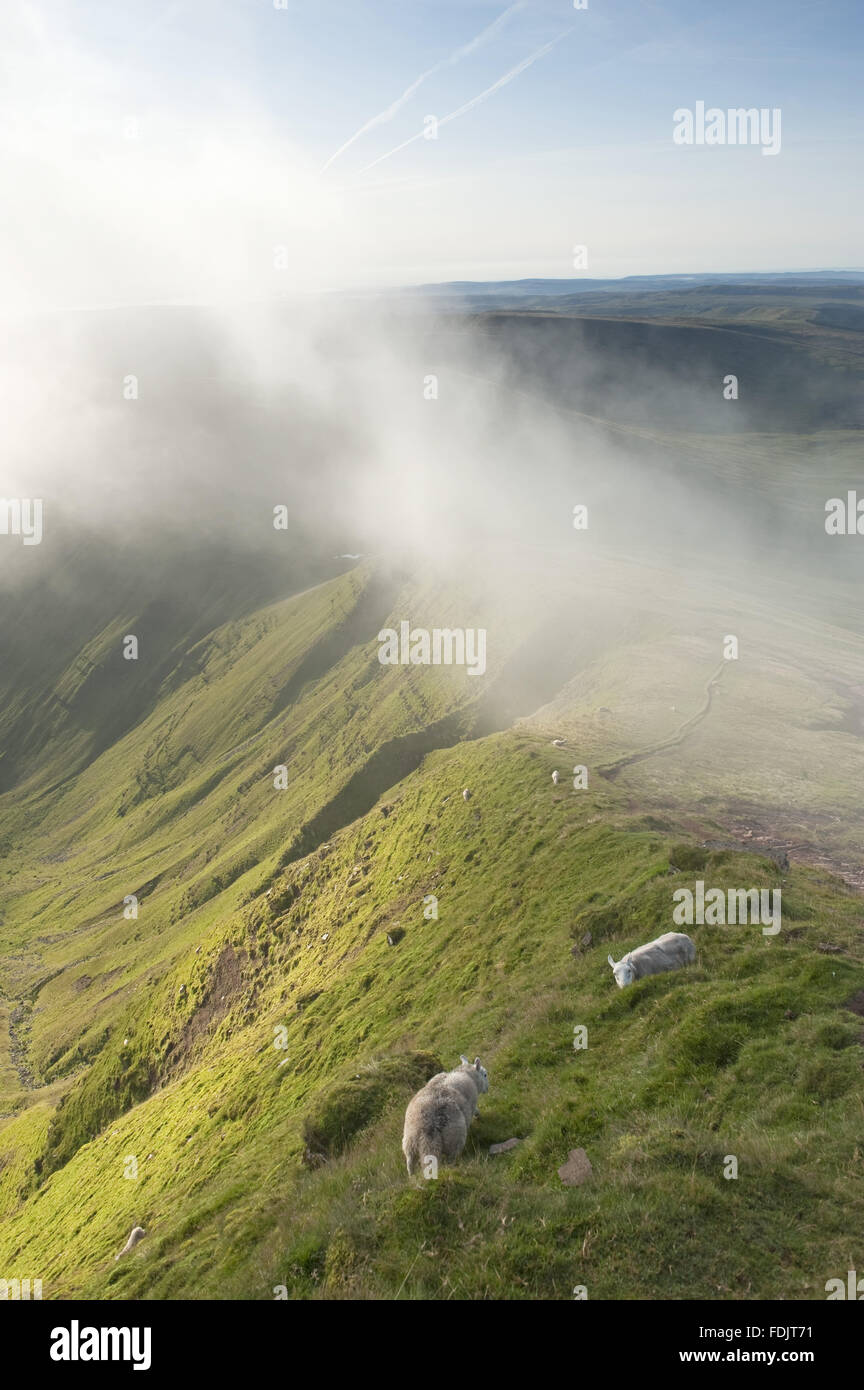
xmin=402 ymin=1056 xmax=489 ymax=1176
xmin=115 ymin=1226 xmax=146 ymax=1260
xmin=607 ymin=931 xmax=696 ymax=989
xmin=552 ymin=770 xmax=560 ymax=785
xmin=462 ymin=788 xmax=471 ymax=801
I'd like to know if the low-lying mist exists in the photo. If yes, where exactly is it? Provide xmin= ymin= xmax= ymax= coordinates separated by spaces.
xmin=2 ymin=297 xmax=852 ymax=599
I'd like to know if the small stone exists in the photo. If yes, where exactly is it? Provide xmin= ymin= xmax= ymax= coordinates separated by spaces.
xmin=489 ymin=1138 xmax=521 ymax=1155
xmin=558 ymin=1148 xmax=592 ymax=1186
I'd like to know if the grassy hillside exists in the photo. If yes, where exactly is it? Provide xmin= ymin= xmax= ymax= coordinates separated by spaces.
xmin=0 ymin=734 xmax=861 ymax=1300
xmin=1 ymin=531 xmax=863 ymax=1300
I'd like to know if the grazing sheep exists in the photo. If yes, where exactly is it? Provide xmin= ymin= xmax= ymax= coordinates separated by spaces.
xmin=402 ymin=1055 xmax=489 ymax=1176
xmin=115 ymin=1226 xmax=146 ymax=1260
xmin=607 ymin=931 xmax=696 ymax=989
xmin=552 ymin=770 xmax=560 ymax=785
xmin=462 ymin=788 xmax=471 ymax=801
xmin=552 ymin=738 xmax=565 ymax=747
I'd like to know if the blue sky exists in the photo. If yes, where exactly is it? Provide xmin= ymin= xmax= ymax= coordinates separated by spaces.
xmin=2 ymin=0 xmax=862 ymax=306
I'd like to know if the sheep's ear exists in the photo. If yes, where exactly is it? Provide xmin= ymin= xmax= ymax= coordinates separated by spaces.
xmin=460 ymin=1055 xmax=470 ymax=1066
xmin=474 ymin=1057 xmax=481 ymax=1069
xmin=607 ymin=954 xmax=615 ymax=968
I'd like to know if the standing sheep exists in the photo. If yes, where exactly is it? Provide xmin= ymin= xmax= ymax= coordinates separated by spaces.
xmin=552 ymin=770 xmax=560 ymax=785
xmin=607 ymin=931 xmax=696 ymax=988
xmin=402 ymin=1056 xmax=489 ymax=1176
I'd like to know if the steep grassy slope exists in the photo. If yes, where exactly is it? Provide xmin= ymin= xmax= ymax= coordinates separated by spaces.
xmin=0 ymin=732 xmax=861 ymax=1300
xmin=0 ymin=551 xmax=580 ymax=1114
xmin=1 ymin=528 xmax=863 ymax=1299
xmin=0 ymin=534 xmax=341 ymax=795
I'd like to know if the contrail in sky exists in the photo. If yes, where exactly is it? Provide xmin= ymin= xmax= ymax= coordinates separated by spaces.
xmin=354 ymin=28 xmax=572 ymax=177
xmin=319 ymin=2 xmax=526 ymax=173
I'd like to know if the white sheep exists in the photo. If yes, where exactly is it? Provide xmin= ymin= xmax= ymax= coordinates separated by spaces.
xmin=402 ymin=1056 xmax=488 ymax=1176
xmin=462 ymin=788 xmax=471 ymax=801
xmin=552 ymin=770 xmax=560 ymax=785
xmin=607 ymin=931 xmax=696 ymax=988
xmin=115 ymin=1226 xmax=146 ymax=1260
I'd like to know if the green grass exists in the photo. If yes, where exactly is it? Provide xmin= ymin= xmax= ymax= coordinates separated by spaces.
xmin=1 ymin=540 xmax=863 ymax=1300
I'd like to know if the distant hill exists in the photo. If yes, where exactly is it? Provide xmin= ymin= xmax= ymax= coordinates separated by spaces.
xmin=402 ymin=270 xmax=864 ymax=298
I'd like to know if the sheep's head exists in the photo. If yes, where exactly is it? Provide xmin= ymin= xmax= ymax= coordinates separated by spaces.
xmin=460 ymin=1055 xmax=489 ymax=1092
xmin=608 ymin=953 xmax=635 ymax=989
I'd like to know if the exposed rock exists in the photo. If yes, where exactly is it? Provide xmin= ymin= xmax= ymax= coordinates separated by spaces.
xmin=489 ymin=1137 xmax=521 ymax=1155
xmin=558 ymin=1148 xmax=592 ymax=1186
